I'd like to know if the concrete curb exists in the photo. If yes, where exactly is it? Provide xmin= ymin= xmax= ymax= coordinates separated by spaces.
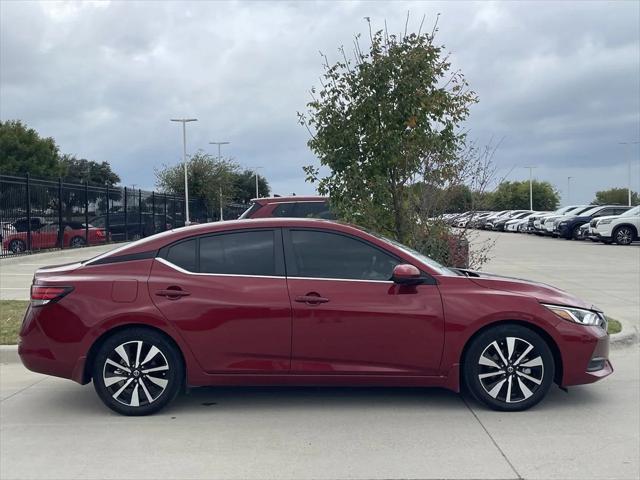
xmin=1 ymin=327 xmax=637 ymax=365
xmin=0 ymin=345 xmax=19 ymax=364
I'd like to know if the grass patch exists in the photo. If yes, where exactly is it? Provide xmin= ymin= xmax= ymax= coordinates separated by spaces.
xmin=0 ymin=300 xmax=29 ymax=345
xmin=607 ymin=317 xmax=622 ymax=335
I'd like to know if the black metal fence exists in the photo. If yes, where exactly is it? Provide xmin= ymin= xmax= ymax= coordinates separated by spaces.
xmin=0 ymin=174 xmax=247 ymax=257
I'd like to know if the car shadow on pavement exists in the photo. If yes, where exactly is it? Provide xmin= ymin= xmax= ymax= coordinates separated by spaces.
xmin=38 ymin=382 xmax=610 ymax=418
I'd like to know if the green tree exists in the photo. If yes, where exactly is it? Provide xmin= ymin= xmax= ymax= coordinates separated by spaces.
xmin=232 ymin=169 xmax=271 ymax=203
xmin=490 ymin=180 xmax=560 ymax=210
xmin=155 ymin=151 xmax=239 ymax=215
xmin=58 ymin=154 xmax=120 ymax=186
xmin=593 ymin=187 xmax=638 ymax=205
xmin=0 ymin=120 xmax=59 ymax=177
xmin=299 ymin=19 xmax=478 ymax=245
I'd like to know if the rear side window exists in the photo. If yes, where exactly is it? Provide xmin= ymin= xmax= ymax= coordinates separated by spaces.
xmin=295 ymin=202 xmax=335 ymax=219
xmin=272 ymin=203 xmax=296 ymax=217
xmin=200 ymin=231 xmax=276 ymax=276
xmin=166 ymin=239 xmax=197 ymax=272
xmin=288 ymin=230 xmax=399 ymax=281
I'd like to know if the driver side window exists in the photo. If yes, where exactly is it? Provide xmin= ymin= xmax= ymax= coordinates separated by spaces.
xmin=287 ymin=229 xmax=400 ymax=281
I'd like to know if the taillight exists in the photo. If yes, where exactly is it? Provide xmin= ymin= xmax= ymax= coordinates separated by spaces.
xmin=96 ymin=229 xmax=105 ymax=237
xmin=30 ymin=285 xmax=73 ymax=307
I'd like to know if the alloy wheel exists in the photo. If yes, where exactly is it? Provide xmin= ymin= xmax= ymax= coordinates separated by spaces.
xmin=616 ymin=227 xmax=633 ymax=245
xmin=102 ymin=340 xmax=169 ymax=407
xmin=477 ymin=336 xmax=544 ymax=404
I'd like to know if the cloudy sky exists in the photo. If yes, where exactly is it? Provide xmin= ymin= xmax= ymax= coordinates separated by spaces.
xmin=1 ymin=0 xmax=639 ymax=204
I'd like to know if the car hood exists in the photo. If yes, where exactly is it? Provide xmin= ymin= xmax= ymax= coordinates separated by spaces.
xmin=455 ymin=269 xmax=596 ymax=311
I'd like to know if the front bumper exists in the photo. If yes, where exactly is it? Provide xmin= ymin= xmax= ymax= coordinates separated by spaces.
xmin=555 ymin=320 xmax=613 ymax=387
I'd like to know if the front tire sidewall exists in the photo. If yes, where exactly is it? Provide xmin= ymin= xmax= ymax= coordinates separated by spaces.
xmin=463 ymin=325 xmax=555 ymax=412
xmin=614 ymin=227 xmax=634 ymax=246
xmin=92 ymin=328 xmax=183 ymax=416
xmin=9 ymin=240 xmax=26 ymax=253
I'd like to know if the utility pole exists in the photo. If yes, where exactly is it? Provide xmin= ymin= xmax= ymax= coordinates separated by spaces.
xmin=209 ymin=142 xmax=230 ymax=221
xmin=619 ymin=142 xmax=639 ymax=206
xmin=170 ymin=118 xmax=198 ymax=225
xmin=567 ymin=176 xmax=572 ymax=205
xmin=524 ymin=166 xmax=537 ymax=210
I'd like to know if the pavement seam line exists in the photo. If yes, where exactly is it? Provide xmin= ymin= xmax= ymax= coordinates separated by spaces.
xmin=0 ymin=377 xmax=47 ymax=403
xmin=462 ymin=396 xmax=523 ymax=480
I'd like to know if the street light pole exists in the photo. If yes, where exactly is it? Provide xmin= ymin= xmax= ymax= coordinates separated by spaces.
xmin=524 ymin=166 xmax=537 ymax=210
xmin=254 ymin=166 xmax=263 ymax=198
xmin=209 ymin=141 xmax=230 ymax=221
xmin=170 ymin=118 xmax=198 ymax=225
xmin=567 ymin=176 xmax=572 ymax=205
xmin=619 ymin=142 xmax=639 ymax=207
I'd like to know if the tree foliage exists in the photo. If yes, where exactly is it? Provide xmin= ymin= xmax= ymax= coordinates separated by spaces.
xmin=490 ymin=180 xmax=560 ymax=211
xmin=232 ymin=169 xmax=271 ymax=203
xmin=58 ymin=154 xmax=120 ymax=186
xmin=0 ymin=120 xmax=59 ymax=177
xmin=593 ymin=187 xmax=638 ymax=206
xmin=299 ymin=18 xmax=478 ymax=245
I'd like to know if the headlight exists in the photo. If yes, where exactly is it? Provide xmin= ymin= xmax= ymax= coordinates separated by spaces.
xmin=559 ymin=221 xmax=568 ymax=226
xmin=542 ymin=304 xmax=605 ymax=328
xmin=598 ymin=219 xmax=612 ymax=225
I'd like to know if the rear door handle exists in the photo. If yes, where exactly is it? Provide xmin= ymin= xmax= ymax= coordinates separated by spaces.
xmin=295 ymin=295 xmax=329 ymax=305
xmin=155 ymin=288 xmax=190 ymax=299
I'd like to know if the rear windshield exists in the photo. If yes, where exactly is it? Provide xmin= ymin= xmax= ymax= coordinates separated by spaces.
xmin=238 ymin=202 xmax=263 ymax=219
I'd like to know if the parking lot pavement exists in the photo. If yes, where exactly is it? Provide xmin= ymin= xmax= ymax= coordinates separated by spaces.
xmin=1 ymin=347 xmax=637 ymax=480
xmin=0 ymin=244 xmax=119 ymax=300
xmin=473 ymin=230 xmax=640 ymax=338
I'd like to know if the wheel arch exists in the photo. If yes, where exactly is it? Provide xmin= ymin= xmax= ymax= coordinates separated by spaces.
xmin=81 ymin=323 xmax=186 ymax=385
xmin=459 ymin=319 xmax=563 ymax=387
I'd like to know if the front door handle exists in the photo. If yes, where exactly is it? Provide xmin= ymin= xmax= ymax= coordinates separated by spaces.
xmin=155 ymin=287 xmax=190 ymax=300
xmin=295 ymin=294 xmax=329 ymax=305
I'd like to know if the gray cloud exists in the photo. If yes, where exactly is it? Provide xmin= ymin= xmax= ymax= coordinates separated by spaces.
xmin=1 ymin=0 xmax=638 ymax=203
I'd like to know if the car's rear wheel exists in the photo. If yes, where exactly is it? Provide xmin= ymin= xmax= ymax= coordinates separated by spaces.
xmin=92 ymin=328 xmax=183 ymax=415
xmin=463 ymin=324 xmax=555 ymax=411
xmin=69 ymin=236 xmax=86 ymax=248
xmin=9 ymin=239 xmax=26 ymax=253
xmin=613 ymin=226 xmax=635 ymax=246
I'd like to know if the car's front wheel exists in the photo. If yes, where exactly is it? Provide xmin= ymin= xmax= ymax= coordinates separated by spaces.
xmin=92 ymin=328 xmax=183 ymax=415
xmin=463 ymin=324 xmax=555 ymax=411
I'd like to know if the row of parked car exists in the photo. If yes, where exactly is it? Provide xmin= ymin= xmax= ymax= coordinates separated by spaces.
xmin=444 ymin=204 xmax=640 ymax=245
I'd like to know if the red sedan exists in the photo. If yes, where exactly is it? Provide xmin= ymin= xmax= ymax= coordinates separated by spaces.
xmin=19 ymin=219 xmax=611 ymax=415
xmin=3 ymin=223 xmax=106 ymax=253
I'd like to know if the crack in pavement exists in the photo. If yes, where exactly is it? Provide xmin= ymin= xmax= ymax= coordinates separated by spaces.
xmin=462 ymin=396 xmax=523 ymax=480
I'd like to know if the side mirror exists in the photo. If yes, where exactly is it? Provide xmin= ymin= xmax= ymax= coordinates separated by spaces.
xmin=392 ymin=264 xmax=422 ymax=285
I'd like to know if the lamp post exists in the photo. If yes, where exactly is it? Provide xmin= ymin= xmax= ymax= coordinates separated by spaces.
xmin=254 ymin=166 xmax=263 ymax=198
xmin=618 ymin=142 xmax=639 ymax=206
xmin=567 ymin=176 xmax=572 ymax=205
xmin=209 ymin=141 xmax=230 ymax=220
xmin=170 ymin=118 xmax=198 ymax=225
xmin=524 ymin=166 xmax=537 ymax=210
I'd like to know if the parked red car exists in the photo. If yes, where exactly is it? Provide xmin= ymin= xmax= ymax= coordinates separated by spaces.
xmin=19 ymin=219 xmax=611 ymax=415
xmin=2 ymin=222 xmax=106 ymax=253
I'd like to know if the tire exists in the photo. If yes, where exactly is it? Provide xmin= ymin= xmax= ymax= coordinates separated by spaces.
xmin=92 ymin=328 xmax=183 ymax=416
xmin=70 ymin=236 xmax=86 ymax=248
xmin=613 ymin=226 xmax=635 ymax=246
xmin=463 ymin=324 xmax=555 ymax=411
xmin=9 ymin=239 xmax=26 ymax=253
xmin=570 ymin=226 xmax=581 ymax=240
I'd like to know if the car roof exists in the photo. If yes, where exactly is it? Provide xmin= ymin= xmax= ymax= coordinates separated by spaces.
xmin=252 ymin=195 xmax=327 ymax=204
xmin=87 ymin=218 xmax=359 ymax=259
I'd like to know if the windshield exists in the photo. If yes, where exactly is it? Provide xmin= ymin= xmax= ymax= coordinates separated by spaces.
xmin=365 ymin=230 xmax=452 ymax=275
xmin=577 ymin=206 xmax=603 ymax=217
xmin=621 ymin=206 xmax=640 ymax=217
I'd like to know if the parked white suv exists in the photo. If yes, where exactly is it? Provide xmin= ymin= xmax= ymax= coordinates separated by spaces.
xmin=591 ymin=205 xmax=640 ymax=245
